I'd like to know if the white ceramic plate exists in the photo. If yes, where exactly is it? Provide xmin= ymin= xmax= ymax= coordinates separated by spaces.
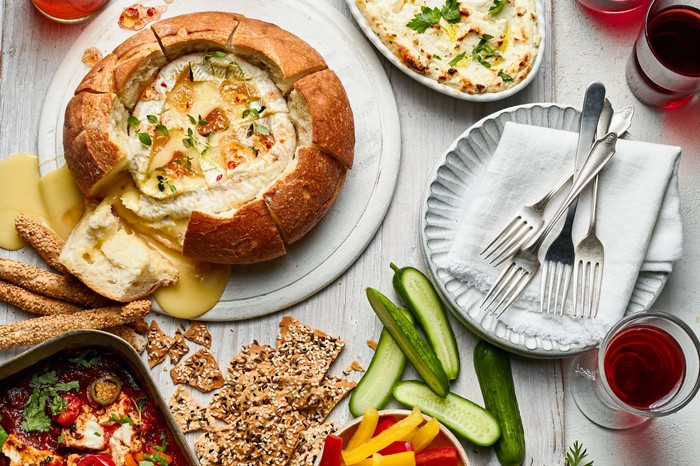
xmin=37 ymin=0 xmax=401 ymax=321
xmin=345 ymin=0 xmax=546 ymax=102
xmin=420 ymin=103 xmax=669 ymax=357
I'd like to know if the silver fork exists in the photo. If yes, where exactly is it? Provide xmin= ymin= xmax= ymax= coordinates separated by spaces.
xmin=480 ymin=133 xmax=618 ymax=317
xmin=572 ymin=105 xmax=635 ymax=318
xmin=540 ymin=87 xmax=607 ymax=316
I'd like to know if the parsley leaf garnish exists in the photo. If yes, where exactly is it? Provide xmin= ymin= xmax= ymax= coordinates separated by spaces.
xmin=68 ymin=349 xmax=100 ymax=368
xmin=489 ymin=0 xmax=507 ymax=15
xmin=566 ymin=441 xmax=594 ymax=466
xmin=448 ymin=52 xmax=467 ymax=67
xmin=111 ymin=414 xmax=133 ymax=425
xmin=498 ymin=71 xmax=513 ymax=82
xmin=472 ymin=34 xmax=501 ymax=69
xmin=21 ymin=372 xmax=79 ymax=432
xmin=407 ymin=0 xmax=461 ymax=33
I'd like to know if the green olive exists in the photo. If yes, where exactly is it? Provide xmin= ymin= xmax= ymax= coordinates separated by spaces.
xmin=89 ymin=374 xmax=122 ymax=406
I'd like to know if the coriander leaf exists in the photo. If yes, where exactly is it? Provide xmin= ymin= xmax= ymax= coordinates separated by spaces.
xmin=407 ymin=6 xmax=441 ymax=33
xmin=56 ymin=433 xmax=65 ymax=444
xmin=69 ymin=350 xmax=100 ymax=368
xmin=49 ymin=395 xmax=67 ymax=416
xmin=53 ymin=381 xmax=79 ymax=393
xmin=498 ymin=71 xmax=513 ymax=82
xmin=489 ymin=0 xmax=507 ymax=15
xmin=0 ymin=418 xmax=8 ymax=449
xmin=138 ymin=132 xmax=152 ymax=146
xmin=32 ymin=371 xmax=58 ymax=387
xmin=441 ymin=0 xmax=461 ymax=23
xmin=448 ymin=52 xmax=467 ymax=66
xmin=21 ymin=391 xmax=51 ymax=432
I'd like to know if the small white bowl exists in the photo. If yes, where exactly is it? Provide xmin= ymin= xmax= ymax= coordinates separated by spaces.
xmin=315 ymin=409 xmax=470 ymax=465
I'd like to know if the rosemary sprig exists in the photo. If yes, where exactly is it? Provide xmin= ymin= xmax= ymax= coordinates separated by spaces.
xmin=566 ymin=441 xmax=594 ymax=466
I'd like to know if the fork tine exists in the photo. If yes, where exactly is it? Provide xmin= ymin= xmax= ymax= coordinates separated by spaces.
xmin=490 ymin=232 xmax=537 ymax=267
xmin=480 ymin=262 xmax=517 ymax=310
xmin=490 ymin=268 xmax=526 ymax=315
xmin=493 ymin=271 xmax=532 ymax=317
xmin=591 ymin=262 xmax=603 ymax=318
xmin=481 ymin=217 xmax=523 ymax=256
xmin=540 ymin=261 xmax=549 ymax=314
xmin=487 ymin=225 xmax=535 ymax=264
xmin=483 ymin=221 xmax=531 ymax=261
xmin=586 ymin=262 xmax=595 ymax=318
xmin=556 ymin=264 xmax=572 ymax=317
xmin=543 ymin=261 xmax=556 ymax=314
xmin=572 ymin=260 xmax=581 ymax=318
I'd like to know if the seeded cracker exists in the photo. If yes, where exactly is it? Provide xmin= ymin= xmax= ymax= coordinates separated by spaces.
xmin=169 ymin=328 xmax=190 ymax=364
xmin=183 ymin=321 xmax=212 ymax=348
xmin=301 ymin=374 xmax=356 ymax=425
xmin=274 ymin=316 xmax=344 ymax=382
xmin=171 ymin=348 xmax=225 ymax=392
xmin=147 ymin=320 xmax=175 ymax=368
xmin=169 ymin=385 xmax=216 ymax=433
xmin=288 ymin=422 xmax=337 ymax=466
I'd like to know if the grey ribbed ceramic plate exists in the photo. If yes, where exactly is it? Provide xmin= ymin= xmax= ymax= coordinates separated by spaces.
xmin=419 ymin=103 xmax=669 ymax=358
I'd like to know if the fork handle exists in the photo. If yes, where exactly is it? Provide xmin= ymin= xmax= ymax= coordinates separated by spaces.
xmin=529 ymin=133 xmax=617 ymax=250
xmin=588 ymin=174 xmax=599 ymax=234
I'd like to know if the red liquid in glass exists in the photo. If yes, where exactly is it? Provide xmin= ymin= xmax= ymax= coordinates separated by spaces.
xmin=32 ymin=0 xmax=107 ymax=21
xmin=648 ymin=6 xmax=700 ymax=77
xmin=604 ymin=325 xmax=685 ymax=409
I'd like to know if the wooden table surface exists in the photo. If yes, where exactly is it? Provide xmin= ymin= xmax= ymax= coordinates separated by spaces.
xmin=1 ymin=1 xmax=699 ymax=465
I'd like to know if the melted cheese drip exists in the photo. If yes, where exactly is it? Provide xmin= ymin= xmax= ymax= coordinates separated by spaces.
xmin=151 ymin=243 xmax=231 ymax=319
xmin=0 ymin=154 xmax=83 ymax=249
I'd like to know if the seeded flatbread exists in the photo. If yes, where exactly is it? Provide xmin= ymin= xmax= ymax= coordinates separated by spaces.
xmin=288 ymin=422 xmax=337 ymax=466
xmin=171 ymin=348 xmax=225 ymax=392
xmin=274 ymin=316 xmax=344 ymax=381
xmin=169 ymin=328 xmax=190 ymax=364
xmin=183 ymin=321 xmax=212 ymax=348
xmin=301 ymin=375 xmax=356 ymax=425
xmin=169 ymin=385 xmax=216 ymax=433
xmin=147 ymin=320 xmax=175 ymax=368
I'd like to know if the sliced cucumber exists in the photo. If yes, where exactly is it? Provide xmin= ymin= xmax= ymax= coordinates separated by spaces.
xmin=365 ymin=288 xmax=450 ymax=397
xmin=393 ymin=380 xmax=501 ymax=447
xmin=349 ymin=310 xmax=414 ymax=417
xmin=391 ymin=263 xmax=460 ymax=380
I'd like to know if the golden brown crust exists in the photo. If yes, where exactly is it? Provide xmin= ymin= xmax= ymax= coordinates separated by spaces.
xmin=231 ymin=17 xmax=327 ymax=93
xmin=151 ymin=12 xmax=242 ymax=60
xmin=264 ymin=147 xmax=345 ymax=243
xmin=0 ymin=300 xmax=151 ymax=350
xmin=64 ymin=92 xmax=127 ymax=197
xmin=0 ymin=258 xmax=112 ymax=308
xmin=75 ymin=53 xmax=118 ymax=94
xmin=292 ymin=70 xmax=355 ymax=169
xmin=183 ymin=199 xmax=286 ymax=264
xmin=14 ymin=214 xmax=70 ymax=275
xmin=111 ymin=28 xmax=167 ymax=105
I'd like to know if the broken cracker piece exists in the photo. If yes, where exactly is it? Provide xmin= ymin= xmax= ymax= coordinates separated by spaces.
xmin=301 ymin=374 xmax=357 ymax=425
xmin=170 ymin=385 xmax=216 ymax=433
xmin=107 ymin=325 xmax=147 ymax=353
xmin=367 ymin=339 xmax=378 ymax=351
xmin=147 ymin=320 xmax=175 ymax=368
xmin=183 ymin=321 xmax=212 ymax=348
xmin=342 ymin=360 xmax=366 ymax=376
xmin=275 ymin=316 xmax=344 ymax=382
xmin=289 ymin=422 xmax=337 ymax=466
xmin=169 ymin=328 xmax=190 ymax=365
xmin=171 ymin=348 xmax=224 ymax=392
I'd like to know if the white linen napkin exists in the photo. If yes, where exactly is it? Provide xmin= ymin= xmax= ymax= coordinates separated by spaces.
xmin=442 ymin=122 xmax=682 ymax=347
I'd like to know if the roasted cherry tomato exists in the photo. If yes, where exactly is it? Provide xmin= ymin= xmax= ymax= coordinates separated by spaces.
xmin=89 ymin=374 xmax=122 ymax=406
xmin=51 ymin=393 xmax=82 ymax=427
xmin=77 ymin=454 xmax=116 ymax=466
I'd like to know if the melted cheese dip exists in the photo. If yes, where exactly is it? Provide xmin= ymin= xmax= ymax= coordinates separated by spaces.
xmin=122 ymin=52 xmax=296 ymax=248
xmin=356 ymin=0 xmax=540 ymax=94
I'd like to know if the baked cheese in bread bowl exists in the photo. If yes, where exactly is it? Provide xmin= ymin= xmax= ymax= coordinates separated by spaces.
xmin=60 ymin=12 xmax=354 ymax=301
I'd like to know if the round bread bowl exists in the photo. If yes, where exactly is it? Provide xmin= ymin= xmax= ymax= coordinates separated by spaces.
xmin=315 ymin=409 xmax=471 ymax=465
xmin=63 ymin=11 xmax=354 ymax=265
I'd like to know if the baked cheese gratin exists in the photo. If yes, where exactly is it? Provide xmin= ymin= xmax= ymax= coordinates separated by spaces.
xmin=356 ymin=0 xmax=540 ymax=94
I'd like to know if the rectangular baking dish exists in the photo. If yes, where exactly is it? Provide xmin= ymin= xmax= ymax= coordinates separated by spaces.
xmin=0 ymin=329 xmax=200 ymax=465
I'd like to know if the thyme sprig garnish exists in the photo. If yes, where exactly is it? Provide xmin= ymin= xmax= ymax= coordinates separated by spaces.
xmin=183 ymin=115 xmax=217 ymax=157
xmin=147 ymin=114 xmax=169 ymax=136
xmin=566 ymin=441 xmax=594 ymax=466
xmin=155 ymin=167 xmax=177 ymax=193
xmin=243 ymin=102 xmax=269 ymax=137
xmin=127 ymin=115 xmax=153 ymax=146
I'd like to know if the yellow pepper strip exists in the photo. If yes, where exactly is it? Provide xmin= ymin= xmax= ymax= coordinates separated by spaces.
xmin=342 ymin=408 xmax=424 ymax=465
xmin=355 ymin=456 xmax=380 ymax=466
xmin=375 ymin=452 xmax=416 ymax=466
xmin=409 ymin=418 xmax=440 ymax=452
xmin=347 ymin=409 xmax=380 ymax=451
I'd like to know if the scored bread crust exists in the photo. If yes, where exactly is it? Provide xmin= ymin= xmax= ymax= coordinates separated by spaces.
xmin=63 ymin=11 xmax=354 ymax=265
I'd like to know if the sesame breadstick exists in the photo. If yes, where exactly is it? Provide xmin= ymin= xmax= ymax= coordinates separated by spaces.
xmin=0 ymin=280 xmax=84 ymax=316
xmin=0 ymin=258 xmax=111 ymax=307
xmin=106 ymin=325 xmax=148 ymax=353
xmin=14 ymin=214 xmax=70 ymax=275
xmin=0 ymin=300 xmax=151 ymax=350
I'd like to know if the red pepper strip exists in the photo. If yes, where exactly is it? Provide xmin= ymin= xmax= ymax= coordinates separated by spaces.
xmin=373 ymin=417 xmax=397 ymax=437
xmin=415 ymin=447 xmax=459 ymax=466
xmin=379 ymin=441 xmax=414 ymax=456
xmin=319 ymin=434 xmax=344 ymax=466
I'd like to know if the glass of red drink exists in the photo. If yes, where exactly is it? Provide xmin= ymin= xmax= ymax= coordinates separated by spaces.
xmin=570 ymin=312 xmax=700 ymax=429
xmin=31 ymin=0 xmax=108 ymax=23
xmin=626 ymin=0 xmax=700 ymax=108
xmin=577 ymin=0 xmax=650 ymax=14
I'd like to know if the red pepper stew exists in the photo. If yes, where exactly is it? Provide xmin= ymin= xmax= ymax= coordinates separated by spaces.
xmin=0 ymin=348 xmax=189 ymax=466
